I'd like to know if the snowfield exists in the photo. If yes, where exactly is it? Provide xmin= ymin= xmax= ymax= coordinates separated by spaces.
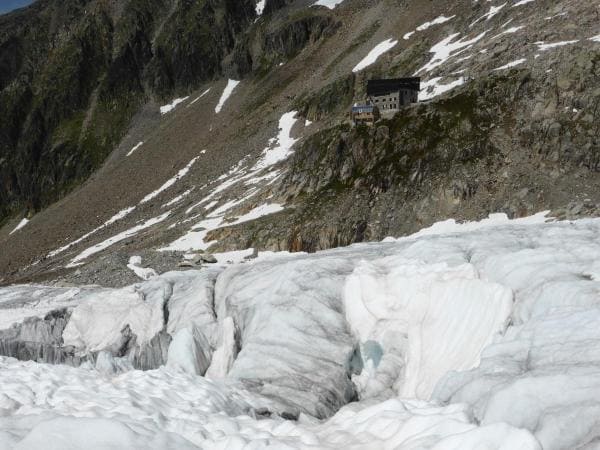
xmin=215 ymin=79 xmax=240 ymax=113
xmin=163 ymin=111 xmax=299 ymax=252
xmin=1 ymin=215 xmax=600 ymax=448
xmin=352 ymin=38 xmax=398 ymax=73
xmin=9 ymin=218 xmax=29 ymax=235
xmin=160 ymin=97 xmax=189 ymax=115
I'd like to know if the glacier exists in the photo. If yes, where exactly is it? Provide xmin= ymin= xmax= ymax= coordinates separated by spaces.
xmin=1 ymin=215 xmax=600 ymax=448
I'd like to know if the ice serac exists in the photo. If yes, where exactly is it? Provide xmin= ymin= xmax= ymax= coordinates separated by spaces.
xmin=205 ymin=316 xmax=237 ymax=379
xmin=167 ymin=326 xmax=212 ymax=375
xmin=0 ymin=309 xmax=79 ymax=366
xmin=432 ymin=220 xmax=600 ymax=450
xmin=65 ymin=270 xmax=222 ymax=371
xmin=0 ymin=270 xmax=221 ymax=372
xmin=0 ymin=285 xmax=88 ymax=365
xmin=345 ymin=259 xmax=513 ymax=400
xmin=211 ymin=253 xmax=358 ymax=418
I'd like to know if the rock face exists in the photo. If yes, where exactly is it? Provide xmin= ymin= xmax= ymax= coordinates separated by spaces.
xmin=0 ymin=0 xmax=344 ymax=225
xmin=0 ymin=0 xmax=256 ymax=222
xmin=212 ymin=67 xmax=600 ymax=252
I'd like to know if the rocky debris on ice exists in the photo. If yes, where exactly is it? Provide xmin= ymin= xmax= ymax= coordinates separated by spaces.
xmin=126 ymin=256 xmax=158 ymax=280
xmin=178 ymin=260 xmax=195 ymax=268
xmin=194 ymin=253 xmax=217 ymax=264
xmin=54 ymin=250 xmax=185 ymax=288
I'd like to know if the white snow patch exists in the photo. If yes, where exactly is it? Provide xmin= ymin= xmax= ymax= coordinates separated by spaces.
xmin=493 ymin=58 xmax=527 ymax=70
xmin=255 ymin=0 xmax=266 ymax=15
xmin=454 ymin=54 xmax=473 ymax=63
xmin=189 ymin=88 xmax=211 ymax=106
xmin=48 ymin=206 xmax=136 ymax=258
xmin=215 ymin=79 xmax=240 ymax=113
xmin=164 ymin=196 xmax=282 ymax=253
xmin=536 ymin=40 xmax=579 ymax=51
xmin=352 ymin=38 xmax=398 ymax=72
xmin=419 ymin=77 xmax=466 ymax=101
xmin=590 ymin=35 xmax=600 ymax=43
xmin=127 ymin=256 xmax=158 ymax=281
xmin=415 ymin=32 xmax=487 ymax=74
xmin=470 ymin=3 xmax=507 ymax=27
xmin=492 ymin=25 xmax=525 ymax=39
xmin=513 ymin=0 xmax=535 ymax=5
xmin=164 ymin=111 xmax=297 ymax=251
xmin=312 ymin=0 xmax=345 ymax=9
xmin=160 ymin=97 xmax=189 ymax=115
xmin=140 ymin=157 xmax=198 ymax=204
xmin=9 ymin=218 xmax=29 ymax=235
xmin=161 ymin=216 xmax=222 ymax=252
xmin=502 ymin=25 xmax=524 ymax=33
xmin=544 ymin=12 xmax=567 ymax=20
xmin=162 ymin=188 xmax=194 ymax=208
xmin=229 ymin=203 xmax=284 ymax=225
xmin=416 ymin=15 xmax=455 ymax=31
xmin=404 ymin=15 xmax=455 ymax=40
xmin=68 ymin=212 xmax=170 ymax=266
xmin=203 ymin=200 xmax=218 ymax=210
xmin=164 ymin=199 xmax=284 ymax=253
xmin=252 ymin=111 xmax=298 ymax=171
xmin=184 ymin=173 xmax=243 ymax=215
xmin=126 ymin=141 xmax=144 ymax=157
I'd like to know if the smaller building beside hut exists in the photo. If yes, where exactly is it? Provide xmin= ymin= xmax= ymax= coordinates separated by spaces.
xmin=351 ymin=104 xmax=380 ymax=126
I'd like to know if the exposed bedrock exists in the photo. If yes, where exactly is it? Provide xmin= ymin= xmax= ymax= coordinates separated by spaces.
xmin=0 ymin=0 xmax=257 ymax=222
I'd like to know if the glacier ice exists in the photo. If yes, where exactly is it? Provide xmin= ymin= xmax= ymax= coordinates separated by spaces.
xmin=1 ymin=216 xmax=600 ymax=448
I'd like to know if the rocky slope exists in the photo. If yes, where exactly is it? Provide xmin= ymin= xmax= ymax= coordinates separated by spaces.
xmin=0 ymin=0 xmax=599 ymax=285
xmin=0 ymin=0 xmax=257 ymax=221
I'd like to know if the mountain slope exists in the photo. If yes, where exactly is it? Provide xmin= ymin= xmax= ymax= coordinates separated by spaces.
xmin=0 ymin=0 xmax=599 ymax=286
xmin=0 ymin=0 xmax=256 ymax=221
